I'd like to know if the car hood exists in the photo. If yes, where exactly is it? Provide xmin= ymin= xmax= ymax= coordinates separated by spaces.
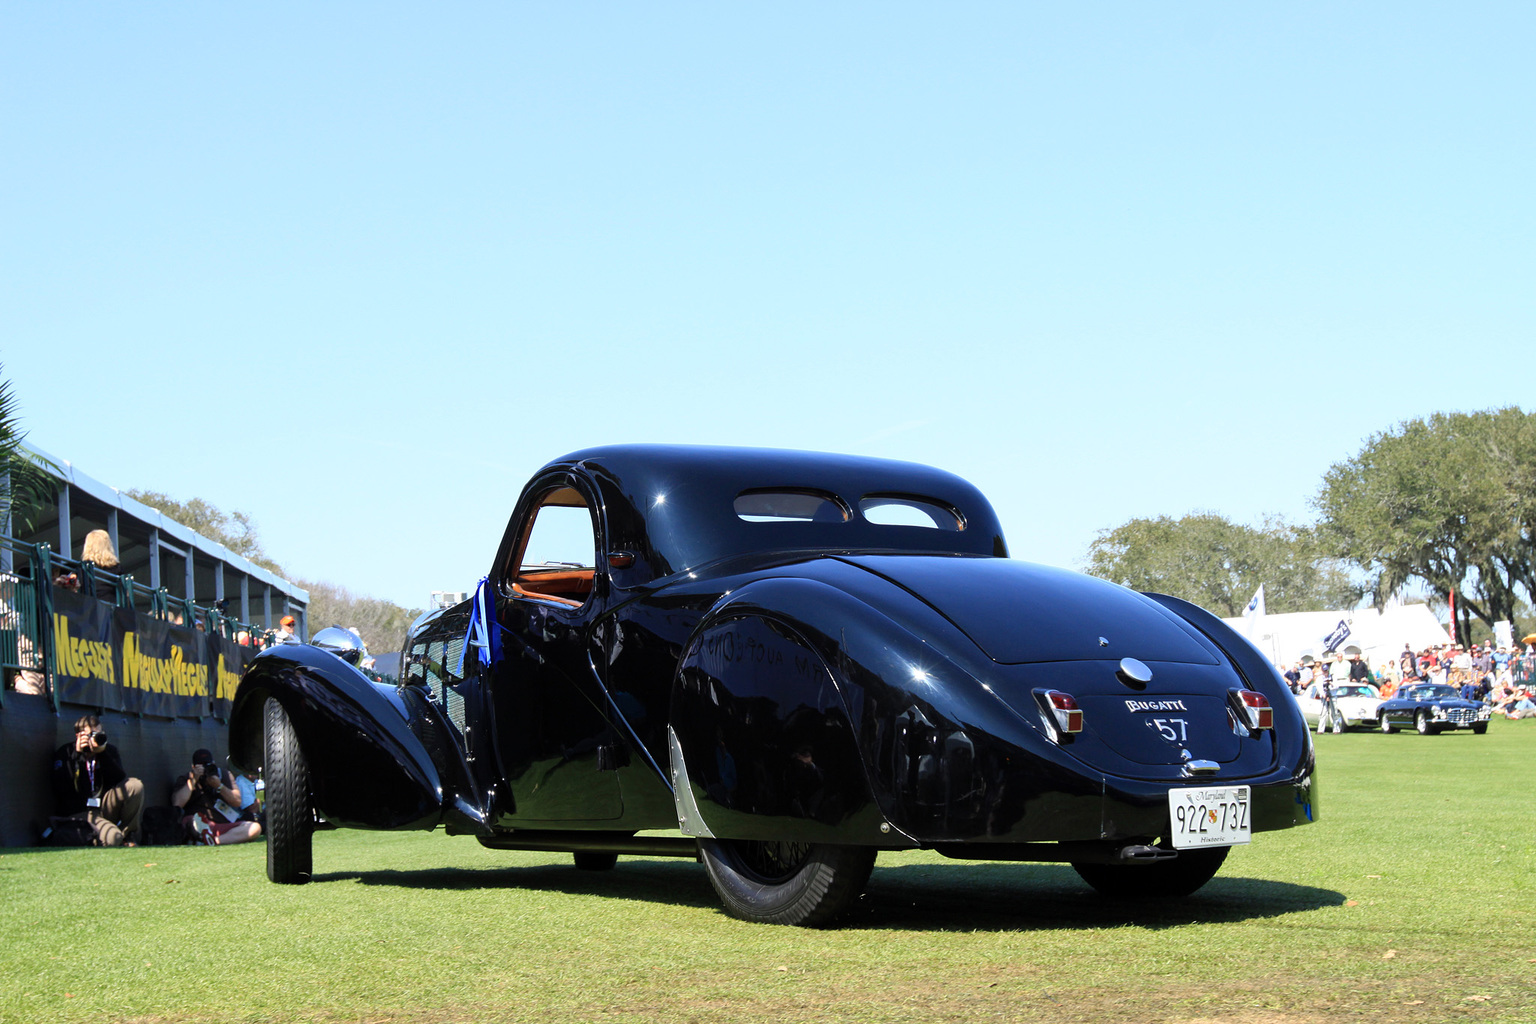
xmin=836 ymin=555 xmax=1223 ymax=666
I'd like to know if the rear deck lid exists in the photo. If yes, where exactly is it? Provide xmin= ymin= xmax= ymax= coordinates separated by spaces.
xmin=841 ymin=555 xmax=1222 ymax=666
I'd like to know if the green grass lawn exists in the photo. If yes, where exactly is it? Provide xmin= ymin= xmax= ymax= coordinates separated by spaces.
xmin=2 ymin=719 xmax=1532 ymax=1024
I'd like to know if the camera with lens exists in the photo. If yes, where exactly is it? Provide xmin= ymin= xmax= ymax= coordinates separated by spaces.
xmin=91 ymin=731 xmax=108 ymax=745
xmin=198 ymin=760 xmax=221 ymax=784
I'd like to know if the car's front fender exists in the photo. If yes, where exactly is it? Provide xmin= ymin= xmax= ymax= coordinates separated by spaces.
xmin=229 ymin=644 xmax=444 ymax=830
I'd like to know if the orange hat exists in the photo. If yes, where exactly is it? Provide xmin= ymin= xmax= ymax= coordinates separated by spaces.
xmin=280 ymin=615 xmax=296 ymax=627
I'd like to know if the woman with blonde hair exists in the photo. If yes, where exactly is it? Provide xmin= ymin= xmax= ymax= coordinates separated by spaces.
xmin=81 ymin=529 xmax=119 ymax=571
xmin=80 ymin=528 xmax=120 ymax=600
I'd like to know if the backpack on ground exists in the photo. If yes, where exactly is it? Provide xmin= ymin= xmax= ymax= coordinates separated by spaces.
xmin=139 ymin=805 xmax=186 ymax=846
xmin=41 ymin=817 xmax=97 ymax=847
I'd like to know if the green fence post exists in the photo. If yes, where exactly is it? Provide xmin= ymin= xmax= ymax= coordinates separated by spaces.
xmin=36 ymin=543 xmax=57 ymax=712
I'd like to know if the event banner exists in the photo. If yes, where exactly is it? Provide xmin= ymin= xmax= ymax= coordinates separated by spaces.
xmin=50 ymin=586 xmax=254 ymax=718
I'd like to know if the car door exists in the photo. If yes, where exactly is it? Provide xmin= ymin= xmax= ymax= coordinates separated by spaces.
xmin=399 ymin=602 xmax=498 ymax=827
xmin=488 ymin=475 xmax=624 ymax=823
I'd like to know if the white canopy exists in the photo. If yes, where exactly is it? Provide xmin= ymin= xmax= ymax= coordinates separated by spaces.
xmin=1223 ymin=602 xmax=1452 ymax=670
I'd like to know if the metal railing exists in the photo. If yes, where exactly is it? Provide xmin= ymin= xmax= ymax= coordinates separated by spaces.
xmin=1 ymin=534 xmax=284 ymax=711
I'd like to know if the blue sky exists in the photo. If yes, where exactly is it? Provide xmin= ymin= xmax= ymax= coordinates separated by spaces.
xmin=4 ymin=4 xmax=1533 ymax=611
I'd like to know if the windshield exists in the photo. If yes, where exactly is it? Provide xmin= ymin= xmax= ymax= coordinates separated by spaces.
xmin=1405 ymin=685 xmax=1459 ymax=701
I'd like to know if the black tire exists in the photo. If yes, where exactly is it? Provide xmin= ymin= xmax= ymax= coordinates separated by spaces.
xmin=699 ymin=839 xmax=875 ymax=927
xmin=1379 ymin=715 xmax=1395 ymax=734
xmin=573 ymin=851 xmax=618 ymax=871
xmin=1415 ymin=710 xmax=1436 ymax=735
xmin=264 ymin=698 xmax=313 ymax=884
xmin=1471 ymin=722 xmax=1488 ymax=735
xmin=1072 ymin=846 xmax=1229 ymax=900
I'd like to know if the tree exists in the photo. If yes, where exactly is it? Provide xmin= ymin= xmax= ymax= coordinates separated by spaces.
xmin=127 ymin=489 xmax=420 ymax=651
xmin=1314 ymin=408 xmax=1536 ymax=643
xmin=0 ymin=369 xmax=59 ymax=531
xmin=296 ymin=579 xmax=420 ymax=656
xmin=1085 ymin=513 xmax=1361 ymax=616
xmin=126 ymin=490 xmax=284 ymax=575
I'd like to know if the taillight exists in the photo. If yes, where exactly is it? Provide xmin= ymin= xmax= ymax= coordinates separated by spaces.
xmin=1237 ymin=690 xmax=1273 ymax=730
xmin=1043 ymin=690 xmax=1083 ymax=735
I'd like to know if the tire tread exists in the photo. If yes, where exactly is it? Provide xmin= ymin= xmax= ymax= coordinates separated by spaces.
xmin=264 ymin=698 xmax=313 ymax=884
xmin=1072 ymin=846 xmax=1228 ymax=900
xmin=701 ymin=840 xmax=875 ymax=927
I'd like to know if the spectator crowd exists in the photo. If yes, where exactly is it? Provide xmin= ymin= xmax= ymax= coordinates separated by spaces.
xmin=1277 ymin=640 xmax=1536 ymax=721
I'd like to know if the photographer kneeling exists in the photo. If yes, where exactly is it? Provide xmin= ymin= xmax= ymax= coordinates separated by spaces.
xmin=171 ymin=748 xmax=262 ymax=845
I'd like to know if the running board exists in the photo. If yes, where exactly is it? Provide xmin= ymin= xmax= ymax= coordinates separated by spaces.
xmin=477 ymin=830 xmax=701 ymax=858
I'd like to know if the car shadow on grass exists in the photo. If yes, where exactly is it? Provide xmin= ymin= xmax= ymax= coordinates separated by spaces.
xmin=848 ymin=861 xmax=1345 ymax=931
xmin=313 ymin=858 xmax=723 ymax=910
xmin=311 ymin=856 xmax=1343 ymax=932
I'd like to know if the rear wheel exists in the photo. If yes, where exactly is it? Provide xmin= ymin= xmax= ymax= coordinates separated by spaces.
xmin=699 ymin=839 xmax=875 ymax=927
xmin=573 ymin=851 xmax=618 ymax=871
xmin=1072 ymin=846 xmax=1229 ymax=900
xmin=264 ymin=698 xmax=313 ymax=884
xmin=1415 ymin=710 xmax=1437 ymax=735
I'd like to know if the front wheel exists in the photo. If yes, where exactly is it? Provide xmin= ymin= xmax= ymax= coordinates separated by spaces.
xmin=1072 ymin=846 xmax=1229 ymax=900
xmin=1380 ymin=715 xmax=1395 ymax=734
xmin=699 ymin=839 xmax=875 ymax=927
xmin=1330 ymin=709 xmax=1346 ymax=733
xmin=1415 ymin=710 xmax=1437 ymax=735
xmin=264 ymin=698 xmax=313 ymax=884
xmin=1471 ymin=722 xmax=1488 ymax=735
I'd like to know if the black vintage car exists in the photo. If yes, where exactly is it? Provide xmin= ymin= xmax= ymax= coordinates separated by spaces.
xmin=1376 ymin=682 xmax=1491 ymax=735
xmin=228 ymin=445 xmax=1318 ymax=926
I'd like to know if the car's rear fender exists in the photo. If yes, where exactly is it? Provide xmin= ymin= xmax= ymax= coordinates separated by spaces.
xmin=228 ymin=643 xmax=445 ymax=831
xmin=669 ymin=596 xmax=892 ymax=846
xmin=668 ymin=577 xmax=1078 ymax=846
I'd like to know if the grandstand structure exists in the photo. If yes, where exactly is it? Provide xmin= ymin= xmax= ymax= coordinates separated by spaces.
xmin=0 ymin=445 xmax=310 ymax=846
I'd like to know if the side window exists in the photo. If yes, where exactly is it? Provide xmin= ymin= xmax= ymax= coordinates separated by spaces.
xmin=505 ymin=486 xmax=598 ymax=608
xmin=859 ymin=494 xmax=965 ymax=532
xmin=734 ymin=489 xmax=849 ymax=523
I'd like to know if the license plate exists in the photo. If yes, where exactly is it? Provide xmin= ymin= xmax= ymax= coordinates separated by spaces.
xmin=1168 ymin=785 xmax=1251 ymax=849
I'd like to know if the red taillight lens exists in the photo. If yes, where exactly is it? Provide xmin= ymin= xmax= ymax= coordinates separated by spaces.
xmin=1238 ymin=690 xmax=1273 ymax=730
xmin=1044 ymin=690 xmax=1083 ymax=734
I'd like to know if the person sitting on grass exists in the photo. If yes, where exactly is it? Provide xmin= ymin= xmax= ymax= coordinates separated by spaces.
xmin=1498 ymin=688 xmax=1536 ymax=720
xmin=171 ymin=748 xmax=263 ymax=845
xmin=50 ymin=715 xmax=145 ymax=847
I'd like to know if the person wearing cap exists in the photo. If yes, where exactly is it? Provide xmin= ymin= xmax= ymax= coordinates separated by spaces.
xmin=270 ymin=615 xmax=300 ymax=645
xmin=170 ymin=748 xmax=262 ymax=845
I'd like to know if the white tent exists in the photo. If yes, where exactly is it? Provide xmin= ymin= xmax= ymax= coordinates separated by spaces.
xmin=1222 ymin=602 xmax=1452 ymax=670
